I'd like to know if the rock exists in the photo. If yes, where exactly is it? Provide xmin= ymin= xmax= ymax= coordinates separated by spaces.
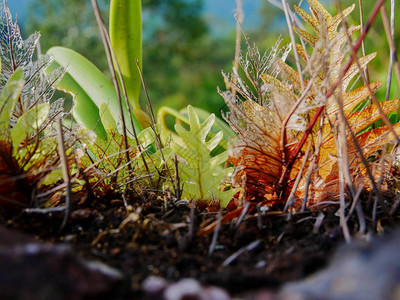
xmin=142 ymin=276 xmax=231 ymax=300
xmin=0 ymin=226 xmax=123 ymax=300
xmin=278 ymin=230 xmax=400 ymax=300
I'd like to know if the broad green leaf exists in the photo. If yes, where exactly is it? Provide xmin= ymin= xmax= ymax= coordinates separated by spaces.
xmin=0 ymin=68 xmax=24 ymax=138
xmin=110 ymin=0 xmax=142 ymax=111
xmin=46 ymin=46 xmax=142 ymax=139
xmin=170 ymin=105 xmax=237 ymax=206
xmin=46 ymin=61 xmax=107 ymax=140
xmin=11 ymin=103 xmax=49 ymax=149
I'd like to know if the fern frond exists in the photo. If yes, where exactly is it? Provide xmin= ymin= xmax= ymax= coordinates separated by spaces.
xmin=169 ymin=105 xmax=237 ymax=207
xmin=222 ymin=0 xmax=400 ymax=207
xmin=0 ymin=1 xmax=65 ymax=128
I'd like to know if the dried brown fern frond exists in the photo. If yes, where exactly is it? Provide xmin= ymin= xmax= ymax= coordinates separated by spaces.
xmin=221 ymin=41 xmax=293 ymax=204
xmin=222 ymin=0 xmax=400 ymax=210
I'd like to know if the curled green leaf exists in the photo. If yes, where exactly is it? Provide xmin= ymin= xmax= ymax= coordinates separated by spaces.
xmin=46 ymin=46 xmax=142 ymax=140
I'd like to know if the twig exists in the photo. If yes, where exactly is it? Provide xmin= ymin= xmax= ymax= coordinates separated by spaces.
xmin=173 ymin=154 xmax=182 ymax=201
xmin=333 ymin=48 xmax=367 ymax=234
xmin=24 ymin=206 xmax=66 ymax=214
xmin=345 ymin=183 xmax=364 ymax=222
xmin=235 ymin=201 xmax=251 ymax=229
xmin=232 ymin=0 xmax=243 ymax=96
xmin=280 ymin=73 xmax=318 ymax=164
xmin=301 ymin=121 xmax=323 ymax=212
xmin=301 ymin=155 xmax=315 ymax=212
xmin=281 ymin=0 xmax=304 ymax=91
xmin=390 ymin=194 xmax=400 ymax=215
xmin=267 ymin=0 xmax=304 ymax=30
xmin=208 ymin=209 xmax=223 ymax=256
xmin=222 ymin=240 xmax=261 ymax=267
xmin=57 ymin=118 xmax=71 ymax=231
xmin=256 ymin=203 xmax=263 ymax=230
xmin=336 ymin=121 xmax=351 ymax=243
xmin=188 ymin=203 xmax=195 ymax=240
xmin=357 ymin=0 xmax=370 ymax=83
xmin=284 ymin=142 xmax=312 ymax=215
xmin=312 ymin=212 xmax=325 ymax=234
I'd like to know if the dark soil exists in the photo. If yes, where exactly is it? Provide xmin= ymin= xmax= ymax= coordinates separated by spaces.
xmin=0 ymin=194 xmax=368 ymax=298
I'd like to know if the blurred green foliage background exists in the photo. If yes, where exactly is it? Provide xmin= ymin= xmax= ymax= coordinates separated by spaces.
xmin=18 ymin=0 xmax=400 ymax=116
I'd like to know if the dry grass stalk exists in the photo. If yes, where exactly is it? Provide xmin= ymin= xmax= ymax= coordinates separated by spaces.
xmin=56 ymin=118 xmax=71 ymax=230
xmin=91 ymin=0 xmax=132 ymax=174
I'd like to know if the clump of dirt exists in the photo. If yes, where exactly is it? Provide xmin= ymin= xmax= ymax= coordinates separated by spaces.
xmin=2 ymin=193 xmax=350 ymax=298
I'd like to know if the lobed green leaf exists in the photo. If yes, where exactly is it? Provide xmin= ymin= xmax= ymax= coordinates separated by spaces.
xmin=170 ymin=105 xmax=237 ymax=206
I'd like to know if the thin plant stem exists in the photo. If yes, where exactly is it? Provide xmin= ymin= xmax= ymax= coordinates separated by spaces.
xmin=208 ymin=209 xmax=222 ymax=256
xmin=381 ymin=5 xmax=400 ymax=96
xmin=92 ymin=0 xmax=158 ymax=191
xmin=281 ymin=0 xmax=304 ymax=91
xmin=91 ymin=0 xmax=132 ymax=173
xmin=57 ymin=119 xmax=71 ymax=231
xmin=232 ymin=0 xmax=243 ymax=96
xmin=357 ymin=0 xmax=370 ymax=83
xmin=280 ymin=70 xmax=318 ymax=164
xmin=336 ymin=121 xmax=351 ymax=243
xmin=284 ymin=142 xmax=312 ymax=215
xmin=173 ymin=154 xmax=182 ymax=201
xmin=135 ymin=59 xmax=174 ymax=187
xmin=385 ymin=0 xmax=395 ymax=101
xmin=235 ymin=201 xmax=251 ymax=229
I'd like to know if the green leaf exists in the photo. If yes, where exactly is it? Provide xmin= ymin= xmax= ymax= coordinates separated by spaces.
xmin=41 ymin=168 xmax=63 ymax=186
xmin=0 ymin=68 xmax=24 ymax=138
xmin=181 ymin=106 xmax=236 ymax=141
xmin=79 ymin=106 xmax=163 ymax=192
xmin=47 ymin=61 xmax=107 ymax=140
xmin=109 ymin=0 xmax=142 ymax=111
xmin=158 ymin=105 xmax=234 ymax=153
xmin=11 ymin=103 xmax=49 ymax=149
xmin=46 ymin=59 xmax=107 ymax=140
xmin=99 ymin=103 xmax=117 ymax=132
xmin=46 ymin=46 xmax=142 ymax=139
xmin=170 ymin=105 xmax=237 ymax=207
xmin=138 ymin=124 xmax=162 ymax=149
